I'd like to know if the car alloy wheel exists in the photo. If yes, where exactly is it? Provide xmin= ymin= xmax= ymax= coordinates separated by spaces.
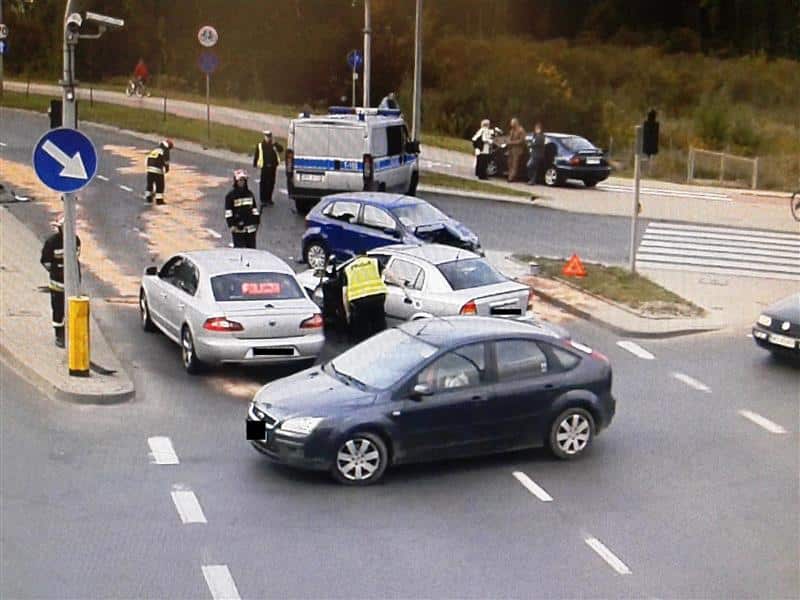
xmin=139 ymin=290 xmax=156 ymax=332
xmin=549 ymin=408 xmax=595 ymax=459
xmin=333 ymin=433 xmax=387 ymax=485
xmin=305 ymin=242 xmax=328 ymax=270
xmin=544 ymin=167 xmax=560 ymax=187
xmin=181 ymin=326 xmax=204 ymax=374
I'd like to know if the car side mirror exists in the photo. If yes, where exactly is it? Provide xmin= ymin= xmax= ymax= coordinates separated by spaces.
xmin=383 ymin=227 xmax=400 ymax=238
xmin=411 ymin=383 xmax=432 ymax=400
xmin=405 ymin=140 xmax=420 ymax=154
xmin=145 ymin=266 xmax=158 ymax=276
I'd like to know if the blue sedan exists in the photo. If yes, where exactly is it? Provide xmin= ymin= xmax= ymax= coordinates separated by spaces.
xmin=301 ymin=192 xmax=482 ymax=269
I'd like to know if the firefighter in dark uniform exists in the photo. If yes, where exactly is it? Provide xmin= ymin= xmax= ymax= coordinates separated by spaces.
xmin=252 ymin=130 xmax=283 ymax=208
xmin=342 ymin=255 xmax=387 ymax=341
xmin=225 ymin=169 xmax=260 ymax=248
xmin=144 ymin=139 xmax=173 ymax=205
xmin=40 ymin=214 xmax=81 ymax=348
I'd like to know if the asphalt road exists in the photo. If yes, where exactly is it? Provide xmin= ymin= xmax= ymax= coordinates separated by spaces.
xmin=1 ymin=107 xmax=798 ymax=599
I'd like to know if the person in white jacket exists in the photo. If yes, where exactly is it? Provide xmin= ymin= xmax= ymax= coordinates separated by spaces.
xmin=471 ymin=119 xmax=495 ymax=179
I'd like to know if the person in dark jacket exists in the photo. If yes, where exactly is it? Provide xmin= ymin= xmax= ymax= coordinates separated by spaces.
xmin=144 ymin=139 xmax=173 ymax=205
xmin=527 ymin=123 xmax=546 ymax=184
xmin=40 ymin=214 xmax=81 ymax=347
xmin=225 ymin=169 xmax=260 ymax=248
xmin=252 ymin=130 xmax=283 ymax=208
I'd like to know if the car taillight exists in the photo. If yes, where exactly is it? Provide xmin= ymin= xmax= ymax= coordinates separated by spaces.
xmin=459 ymin=300 xmax=477 ymax=316
xmin=300 ymin=313 xmax=323 ymax=329
xmin=363 ymin=153 xmax=373 ymax=183
xmin=203 ymin=317 xmax=244 ymax=332
xmin=569 ymin=155 xmax=581 ymax=166
xmin=592 ymin=349 xmax=609 ymax=363
xmin=285 ymin=149 xmax=294 ymax=175
xmin=527 ymin=288 xmax=536 ymax=310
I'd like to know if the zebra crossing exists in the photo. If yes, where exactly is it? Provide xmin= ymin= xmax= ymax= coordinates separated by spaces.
xmin=636 ymin=221 xmax=800 ymax=280
xmin=597 ymin=182 xmax=731 ymax=202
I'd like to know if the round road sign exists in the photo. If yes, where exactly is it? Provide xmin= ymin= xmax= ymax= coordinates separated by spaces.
xmin=197 ymin=25 xmax=218 ymax=48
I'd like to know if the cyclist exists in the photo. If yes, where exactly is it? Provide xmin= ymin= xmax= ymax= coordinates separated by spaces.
xmin=130 ymin=58 xmax=149 ymax=96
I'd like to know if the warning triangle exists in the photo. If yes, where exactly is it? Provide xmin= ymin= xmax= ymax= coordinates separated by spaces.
xmin=562 ymin=254 xmax=587 ymax=277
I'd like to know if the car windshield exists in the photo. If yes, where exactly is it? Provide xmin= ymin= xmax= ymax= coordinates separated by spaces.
xmin=392 ymin=202 xmax=447 ymax=228
xmin=328 ymin=328 xmax=437 ymax=389
xmin=211 ymin=272 xmax=303 ymax=301
xmin=438 ymin=258 xmax=506 ymax=290
xmin=559 ymin=136 xmax=597 ymax=153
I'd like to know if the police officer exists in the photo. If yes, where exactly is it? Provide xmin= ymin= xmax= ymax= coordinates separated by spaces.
xmin=225 ymin=169 xmax=260 ymax=248
xmin=144 ymin=139 xmax=173 ymax=205
xmin=342 ymin=255 xmax=387 ymax=341
xmin=252 ymin=130 xmax=283 ymax=208
xmin=40 ymin=214 xmax=81 ymax=348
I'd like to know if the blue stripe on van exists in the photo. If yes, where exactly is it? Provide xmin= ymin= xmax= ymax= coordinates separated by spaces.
xmin=294 ymin=155 xmax=416 ymax=173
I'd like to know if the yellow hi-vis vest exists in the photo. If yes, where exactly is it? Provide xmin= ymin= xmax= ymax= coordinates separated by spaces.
xmin=345 ymin=257 xmax=387 ymax=303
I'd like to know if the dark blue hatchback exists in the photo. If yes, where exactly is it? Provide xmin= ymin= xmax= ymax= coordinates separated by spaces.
xmin=301 ymin=192 xmax=481 ymax=269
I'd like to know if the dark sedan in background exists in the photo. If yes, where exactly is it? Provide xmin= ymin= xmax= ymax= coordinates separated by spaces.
xmin=752 ymin=293 xmax=800 ymax=358
xmin=247 ymin=317 xmax=615 ymax=485
xmin=488 ymin=132 xmax=612 ymax=187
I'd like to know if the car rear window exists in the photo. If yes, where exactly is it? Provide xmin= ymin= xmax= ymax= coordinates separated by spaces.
xmin=559 ymin=136 xmax=597 ymax=153
xmin=211 ymin=272 xmax=303 ymax=301
xmin=437 ymin=258 xmax=505 ymax=291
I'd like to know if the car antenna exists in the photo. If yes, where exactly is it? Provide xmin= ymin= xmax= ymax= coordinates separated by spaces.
xmin=415 ymin=313 xmax=454 ymax=337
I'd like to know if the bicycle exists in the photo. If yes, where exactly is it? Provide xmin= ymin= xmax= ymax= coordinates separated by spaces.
xmin=792 ymin=190 xmax=800 ymax=222
xmin=125 ymin=79 xmax=151 ymax=98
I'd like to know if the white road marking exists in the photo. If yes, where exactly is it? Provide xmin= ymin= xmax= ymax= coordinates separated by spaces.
xmin=585 ymin=536 xmax=632 ymax=575
xmin=0 ymin=142 xmax=8 ymax=147
xmin=671 ymin=372 xmax=711 ymax=393
xmin=738 ymin=410 xmax=787 ymax=434
xmin=118 ymin=184 xmax=134 ymax=192
xmin=646 ymin=221 xmax=800 ymax=242
xmin=205 ymin=228 xmax=223 ymax=239
xmin=746 ymin=333 xmax=753 ymax=338
xmin=147 ymin=436 xmax=179 ymax=464
xmin=512 ymin=471 xmax=553 ymax=502
xmin=97 ymin=174 xmax=110 ymax=181
xmin=171 ymin=488 xmax=207 ymax=524
xmin=202 ymin=565 xmax=241 ymax=600
xmin=616 ymin=340 xmax=655 ymax=360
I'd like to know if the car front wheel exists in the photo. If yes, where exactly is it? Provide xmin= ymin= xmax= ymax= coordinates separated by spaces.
xmin=548 ymin=408 xmax=595 ymax=459
xmin=304 ymin=240 xmax=329 ymax=270
xmin=332 ymin=432 xmax=388 ymax=485
xmin=181 ymin=325 xmax=205 ymax=375
xmin=583 ymin=179 xmax=598 ymax=188
xmin=544 ymin=167 xmax=562 ymax=187
xmin=139 ymin=289 xmax=157 ymax=332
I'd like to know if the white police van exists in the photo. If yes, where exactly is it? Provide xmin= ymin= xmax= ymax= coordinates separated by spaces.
xmin=286 ymin=107 xmax=420 ymax=214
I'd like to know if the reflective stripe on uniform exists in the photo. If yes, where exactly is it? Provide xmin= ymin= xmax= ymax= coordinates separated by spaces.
xmin=231 ymin=225 xmax=258 ymax=233
xmin=147 ymin=166 xmax=165 ymax=174
xmin=224 ymin=210 xmax=233 ymax=218
xmin=52 ymin=319 xmax=65 ymax=327
xmin=49 ymin=280 xmax=64 ymax=291
xmin=233 ymin=197 xmax=254 ymax=207
xmin=345 ymin=257 xmax=387 ymax=303
xmin=256 ymin=144 xmax=264 ymax=169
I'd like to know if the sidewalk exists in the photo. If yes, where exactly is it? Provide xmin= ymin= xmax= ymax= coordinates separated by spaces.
xmin=6 ymin=80 xmax=793 ymax=233
xmin=0 ymin=206 xmax=134 ymax=404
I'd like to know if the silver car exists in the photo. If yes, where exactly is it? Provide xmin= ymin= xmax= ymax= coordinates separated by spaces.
xmin=139 ymin=249 xmax=325 ymax=373
xmin=297 ymin=244 xmax=568 ymax=336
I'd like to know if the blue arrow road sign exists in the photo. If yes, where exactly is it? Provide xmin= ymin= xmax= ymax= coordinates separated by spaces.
xmin=347 ymin=49 xmax=362 ymax=71
xmin=32 ymin=128 xmax=97 ymax=193
xmin=199 ymin=50 xmax=219 ymax=74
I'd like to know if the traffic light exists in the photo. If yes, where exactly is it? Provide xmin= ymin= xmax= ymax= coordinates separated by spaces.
xmin=642 ymin=109 xmax=659 ymax=156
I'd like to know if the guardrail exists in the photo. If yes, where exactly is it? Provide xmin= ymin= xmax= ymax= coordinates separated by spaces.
xmin=688 ymin=146 xmax=759 ymax=189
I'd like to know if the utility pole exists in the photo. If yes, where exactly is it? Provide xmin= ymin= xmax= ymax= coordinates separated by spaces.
xmin=628 ymin=125 xmax=642 ymax=273
xmin=362 ymin=0 xmax=371 ymax=108
xmin=411 ymin=0 xmax=422 ymax=141
xmin=0 ymin=0 xmax=5 ymax=99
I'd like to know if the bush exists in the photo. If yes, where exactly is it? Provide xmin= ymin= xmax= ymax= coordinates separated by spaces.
xmin=693 ymin=95 xmax=730 ymax=149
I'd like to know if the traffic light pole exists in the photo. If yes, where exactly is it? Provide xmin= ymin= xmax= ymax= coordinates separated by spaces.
xmin=628 ymin=125 xmax=642 ymax=273
xmin=411 ymin=0 xmax=422 ymax=141
xmin=362 ymin=0 xmax=371 ymax=107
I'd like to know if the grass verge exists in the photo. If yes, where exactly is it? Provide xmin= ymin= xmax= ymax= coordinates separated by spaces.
xmin=513 ymin=254 xmax=703 ymax=317
xmin=3 ymin=91 xmax=533 ymax=200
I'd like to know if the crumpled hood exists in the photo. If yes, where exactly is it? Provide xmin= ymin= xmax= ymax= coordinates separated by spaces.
xmin=764 ymin=293 xmax=800 ymax=321
xmin=413 ymin=220 xmax=479 ymax=247
xmin=253 ymin=366 xmax=375 ymax=419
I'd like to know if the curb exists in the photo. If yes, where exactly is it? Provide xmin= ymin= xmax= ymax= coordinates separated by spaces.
xmin=0 ymin=341 xmax=135 ymax=405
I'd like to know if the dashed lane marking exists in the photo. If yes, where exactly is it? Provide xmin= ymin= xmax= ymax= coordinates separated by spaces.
xmin=585 ymin=536 xmax=632 ymax=575
xmin=738 ymin=410 xmax=787 ymax=434
xmin=97 ymin=174 xmax=110 ymax=181
xmin=202 ymin=565 xmax=241 ymax=600
xmin=671 ymin=372 xmax=711 ymax=393
xmin=205 ymin=228 xmax=223 ymax=239
xmin=118 ymin=184 xmax=134 ymax=192
xmin=171 ymin=487 xmax=207 ymax=524
xmin=616 ymin=340 xmax=655 ymax=360
xmin=512 ymin=471 xmax=553 ymax=502
xmin=147 ymin=436 xmax=180 ymax=464
xmin=0 ymin=142 xmax=7 ymax=147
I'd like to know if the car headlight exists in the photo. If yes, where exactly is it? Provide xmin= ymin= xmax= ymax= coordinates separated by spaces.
xmin=279 ymin=417 xmax=324 ymax=436
xmin=757 ymin=314 xmax=772 ymax=327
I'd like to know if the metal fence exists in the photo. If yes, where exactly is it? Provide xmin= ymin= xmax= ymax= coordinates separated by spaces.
xmin=687 ymin=147 xmax=759 ymax=189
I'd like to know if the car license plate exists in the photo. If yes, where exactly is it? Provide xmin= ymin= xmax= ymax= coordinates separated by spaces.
xmin=586 ymin=157 xmax=600 ymax=165
xmin=246 ymin=420 xmax=267 ymax=441
xmin=299 ymin=173 xmax=323 ymax=182
xmin=769 ymin=333 xmax=797 ymax=348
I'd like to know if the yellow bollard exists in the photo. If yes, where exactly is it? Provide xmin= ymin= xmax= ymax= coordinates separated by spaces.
xmin=68 ymin=296 xmax=90 ymax=377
